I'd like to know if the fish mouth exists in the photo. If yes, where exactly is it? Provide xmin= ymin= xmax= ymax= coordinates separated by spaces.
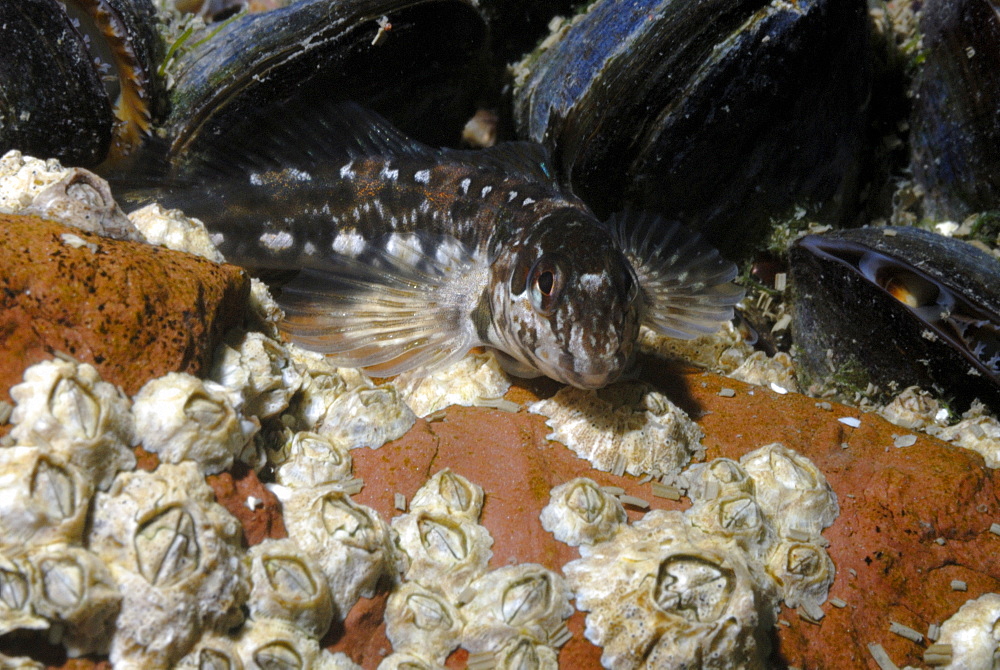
xmin=565 ymin=366 xmax=624 ymax=390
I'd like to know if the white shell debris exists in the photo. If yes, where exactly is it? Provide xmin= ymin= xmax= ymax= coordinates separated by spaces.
xmin=280 ymin=485 xmax=404 ymax=620
xmin=127 ymin=202 xmax=226 ymax=262
xmin=88 ymin=462 xmax=250 ymax=670
xmin=539 ymin=477 xmax=627 ymax=547
xmin=937 ymin=402 xmax=1000 ymax=469
xmin=384 ymin=582 xmax=465 ymax=663
xmin=270 ymin=429 xmax=354 ymax=489
xmin=395 ymin=351 xmax=511 ymax=417
xmin=246 ymin=539 xmax=334 ymax=639
xmin=211 ymin=331 xmax=304 ymax=420
xmin=729 ymin=351 xmax=801 ymax=393
xmin=565 ymin=510 xmax=778 ymax=670
xmin=878 ymin=386 xmax=944 ymax=432
xmin=461 ymin=564 xmax=574 ymax=658
xmin=529 ymin=381 xmax=704 ymax=480
xmin=934 ymin=593 xmax=1000 ymax=668
xmin=409 ymin=468 xmax=485 ymax=521
xmin=10 ymin=359 xmax=136 ymax=491
xmin=132 ymin=372 xmax=258 ymax=475
xmin=0 ymin=151 xmax=140 ymax=241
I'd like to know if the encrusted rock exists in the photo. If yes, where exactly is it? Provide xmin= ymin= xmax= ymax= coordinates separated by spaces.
xmin=128 ymin=202 xmax=225 ymax=262
xmin=539 ymin=477 xmax=626 ymax=547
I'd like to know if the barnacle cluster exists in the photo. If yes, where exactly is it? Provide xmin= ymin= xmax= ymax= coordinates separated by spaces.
xmin=933 ymin=593 xmax=1000 ymax=667
xmin=529 ymin=381 xmax=705 ymax=481
xmin=395 ymin=350 xmax=512 ymax=418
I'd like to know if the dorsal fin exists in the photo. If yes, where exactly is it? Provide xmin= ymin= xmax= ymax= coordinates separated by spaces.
xmin=444 ymin=141 xmax=558 ymax=184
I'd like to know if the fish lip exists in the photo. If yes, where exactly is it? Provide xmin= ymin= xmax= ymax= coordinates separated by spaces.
xmin=568 ymin=368 xmax=623 ymax=390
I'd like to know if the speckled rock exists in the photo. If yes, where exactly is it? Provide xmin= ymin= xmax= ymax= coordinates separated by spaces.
xmin=0 ymin=214 xmax=249 ymax=401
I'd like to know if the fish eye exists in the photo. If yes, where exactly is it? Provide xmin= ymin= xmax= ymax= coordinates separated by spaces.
xmin=529 ymin=254 xmax=564 ymax=315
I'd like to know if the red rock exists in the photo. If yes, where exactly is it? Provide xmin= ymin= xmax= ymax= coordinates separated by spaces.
xmin=208 ymin=463 xmax=287 ymax=546
xmin=0 ymin=213 xmax=249 ymax=401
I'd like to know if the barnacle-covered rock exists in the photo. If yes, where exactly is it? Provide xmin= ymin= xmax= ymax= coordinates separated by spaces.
xmin=0 ymin=553 xmax=46 ymax=635
xmin=29 ymin=545 xmax=121 ymax=657
xmin=384 ymin=582 xmax=464 ymax=663
xmin=529 ymin=381 xmax=704 ymax=479
xmin=88 ymin=462 xmax=250 ymax=669
xmin=270 ymin=430 xmax=354 ymax=489
xmin=740 ymin=443 xmax=839 ymax=539
xmin=461 ymin=564 xmax=573 ymax=656
xmin=0 ymin=152 xmax=139 ymax=240
xmin=391 ymin=510 xmax=493 ymax=599
xmin=565 ymin=510 xmax=778 ymax=670
xmin=539 ymin=477 xmax=626 ymax=547
xmin=409 ymin=469 xmax=484 ymax=522
xmin=937 ymin=403 xmax=1000 ymax=469
xmin=763 ymin=539 xmax=835 ymax=613
xmin=728 ymin=351 xmax=799 ymax=393
xmin=0 ymin=447 xmax=93 ymax=551
xmin=246 ymin=538 xmax=333 ymax=639
xmin=9 ymin=359 xmax=135 ymax=491
xmin=878 ymin=386 xmax=945 ymax=432
xmin=279 ymin=485 xmax=403 ymax=620
xmin=934 ymin=593 xmax=1000 ymax=668
xmin=132 ymin=372 xmax=258 ymax=474
xmin=639 ymin=322 xmax=753 ymax=374
xmin=395 ymin=351 xmax=511 ymax=417
xmin=128 ymin=203 xmax=225 ymax=262
xmin=211 ymin=332 xmax=303 ymax=420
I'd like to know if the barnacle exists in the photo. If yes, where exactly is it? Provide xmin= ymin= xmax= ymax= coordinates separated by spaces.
xmin=763 ymin=539 xmax=835 ymax=612
xmin=638 ymin=322 xmax=753 ymax=374
xmin=565 ymin=510 xmax=778 ymax=670
xmin=728 ymin=351 xmax=800 ymax=393
xmin=681 ymin=458 xmax=756 ymax=501
xmin=409 ymin=469 xmax=484 ymax=522
xmin=174 ymin=633 xmax=242 ymax=670
xmin=878 ymin=386 xmax=944 ymax=431
xmin=211 ymin=331 xmax=304 ymax=420
xmin=132 ymin=372 xmax=258 ymax=475
xmin=395 ymin=351 xmax=511 ymax=417
xmin=270 ymin=430 xmax=354 ymax=489
xmin=234 ymin=618 xmax=338 ymax=670
xmin=685 ymin=493 xmax=777 ymax=563
xmin=0 ymin=447 xmax=92 ymax=551
xmin=127 ymin=202 xmax=226 ymax=262
xmin=739 ymin=443 xmax=839 ymax=539
xmin=529 ymin=381 xmax=704 ymax=480
xmin=539 ymin=477 xmax=626 ymax=547
xmin=280 ymin=485 xmax=404 ymax=620
xmin=491 ymin=636 xmax=559 ymax=670
xmin=88 ymin=462 xmax=249 ymax=669
xmin=10 ymin=359 xmax=136 ymax=491
xmin=0 ymin=553 xmax=47 ymax=636
xmin=461 ymin=564 xmax=573 ymax=656
xmin=377 ymin=651 xmax=446 ymax=670
xmin=391 ymin=510 xmax=493 ymax=599
xmin=937 ymin=402 xmax=1000 ymax=468
xmin=384 ymin=582 xmax=464 ymax=663
xmin=935 ymin=593 xmax=1000 ymax=668
xmin=247 ymin=538 xmax=334 ymax=639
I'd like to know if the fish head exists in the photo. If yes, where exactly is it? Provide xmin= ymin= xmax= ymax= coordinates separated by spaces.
xmin=488 ymin=211 xmax=641 ymax=389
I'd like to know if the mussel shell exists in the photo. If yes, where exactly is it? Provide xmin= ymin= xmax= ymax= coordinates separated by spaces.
xmin=790 ymin=226 xmax=1000 ymax=410
xmin=910 ymin=0 xmax=1000 ymax=220
xmin=513 ymin=0 xmax=875 ymax=257
xmin=0 ymin=0 xmax=115 ymax=166
xmin=163 ymin=0 xmax=490 ymax=157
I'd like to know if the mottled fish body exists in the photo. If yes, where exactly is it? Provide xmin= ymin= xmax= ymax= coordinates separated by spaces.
xmin=127 ymin=103 xmax=743 ymax=388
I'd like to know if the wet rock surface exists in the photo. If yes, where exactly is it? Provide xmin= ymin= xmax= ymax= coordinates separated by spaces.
xmin=0 ymin=213 xmax=249 ymax=401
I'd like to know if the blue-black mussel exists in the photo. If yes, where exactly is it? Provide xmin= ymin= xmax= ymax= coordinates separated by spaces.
xmin=790 ymin=226 xmax=1000 ymax=412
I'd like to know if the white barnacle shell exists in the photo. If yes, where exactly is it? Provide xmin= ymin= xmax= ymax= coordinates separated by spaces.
xmin=248 ymin=277 xmax=284 ymax=338
xmin=937 ymin=410 xmax=1000 ymax=469
xmin=174 ymin=633 xmax=243 ymax=670
xmin=491 ymin=636 xmax=559 ymax=670
xmin=935 ymin=593 xmax=1000 ymax=668
xmin=377 ymin=651 xmax=446 ymax=670
xmin=528 ymin=381 xmax=704 ymax=480
xmin=9 ymin=359 xmax=135 ymax=491
xmin=461 ymin=564 xmax=573 ymax=656
xmin=0 ymin=652 xmax=44 ymax=669
xmin=127 ymin=202 xmax=226 ymax=262
xmin=232 ymin=618 xmax=363 ymax=670
xmin=391 ymin=510 xmax=493 ymax=599
xmin=0 ymin=447 xmax=93 ymax=551
xmin=132 ymin=372 xmax=258 ymax=475
xmin=763 ymin=539 xmax=835 ymax=613
xmin=409 ymin=468 xmax=484 ymax=521
xmin=681 ymin=458 xmax=755 ymax=502
xmin=270 ymin=430 xmax=354 ymax=489
xmin=395 ymin=351 xmax=511 ymax=417
xmin=210 ymin=331 xmax=304 ymax=420
xmin=740 ymin=443 xmax=839 ymax=539
xmin=565 ymin=510 xmax=779 ymax=670
xmin=88 ymin=462 xmax=250 ymax=670
xmin=0 ymin=552 xmax=47 ymax=636
xmin=685 ymin=492 xmax=777 ymax=563
xmin=384 ymin=582 xmax=464 ymax=663
xmin=28 ymin=545 xmax=120 ymax=657
xmin=539 ymin=477 xmax=626 ymax=547
xmin=728 ymin=351 xmax=800 ymax=393
xmin=878 ymin=385 xmax=943 ymax=432
xmin=246 ymin=538 xmax=334 ymax=639
xmin=280 ymin=485 xmax=404 ymax=620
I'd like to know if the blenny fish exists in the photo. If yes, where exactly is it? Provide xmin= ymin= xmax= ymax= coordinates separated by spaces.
xmin=125 ymin=103 xmax=743 ymax=388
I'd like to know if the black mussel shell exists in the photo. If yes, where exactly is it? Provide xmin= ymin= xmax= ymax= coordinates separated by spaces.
xmin=513 ymin=0 xmax=876 ymax=258
xmin=163 ymin=0 xmax=490 ymax=158
xmin=910 ymin=0 xmax=1000 ymax=220
xmin=790 ymin=226 xmax=1000 ymax=410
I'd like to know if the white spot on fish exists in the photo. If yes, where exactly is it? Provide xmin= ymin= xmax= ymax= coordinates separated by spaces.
xmin=339 ymin=161 xmax=356 ymax=179
xmin=579 ymin=273 xmax=606 ymax=290
xmin=419 ymin=199 xmax=431 ymax=214
xmin=508 ymin=191 xmax=518 ymax=202
xmin=414 ymin=169 xmax=430 ymax=184
xmin=481 ymin=185 xmax=493 ymax=198
xmin=380 ymin=164 xmax=399 ymax=181
xmin=303 ymin=241 xmax=317 ymax=255
xmin=523 ymin=197 xmax=536 ymax=206
xmin=259 ymin=231 xmax=295 ymax=252
xmin=249 ymin=173 xmax=264 ymax=186
xmin=285 ymin=168 xmax=312 ymax=182
xmin=460 ymin=178 xmax=471 ymax=195
xmin=332 ymin=230 xmax=367 ymax=256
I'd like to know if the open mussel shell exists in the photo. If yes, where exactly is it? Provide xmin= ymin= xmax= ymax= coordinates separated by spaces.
xmin=789 ymin=226 xmax=1000 ymax=411
xmin=163 ymin=0 xmax=490 ymax=158
xmin=909 ymin=0 xmax=1000 ymax=221
xmin=0 ymin=0 xmax=163 ymax=167
xmin=513 ymin=0 xmax=876 ymax=258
